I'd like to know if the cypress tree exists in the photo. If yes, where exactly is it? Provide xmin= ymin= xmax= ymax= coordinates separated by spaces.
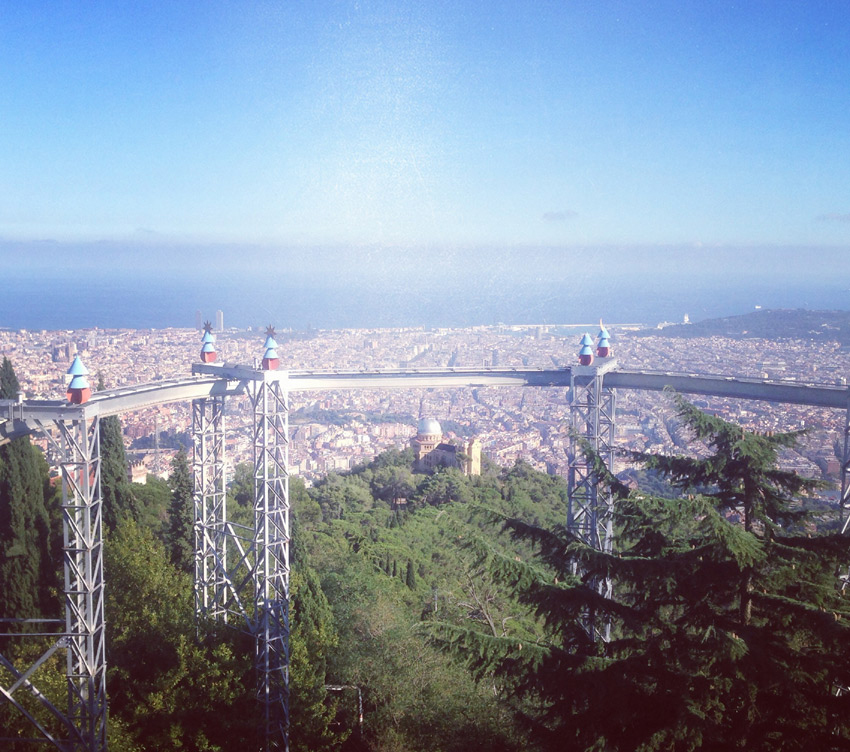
xmin=0 ymin=358 xmax=54 ymax=617
xmin=166 ymin=449 xmax=194 ymax=573
xmin=405 ymin=560 xmax=416 ymax=590
xmin=97 ymin=376 xmax=136 ymax=532
xmin=429 ymin=395 xmax=850 ymax=751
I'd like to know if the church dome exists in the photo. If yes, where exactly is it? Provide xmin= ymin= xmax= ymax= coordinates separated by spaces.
xmin=417 ymin=418 xmax=442 ymax=436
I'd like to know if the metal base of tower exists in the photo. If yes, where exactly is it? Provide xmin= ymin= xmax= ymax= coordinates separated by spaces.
xmin=0 ymin=411 xmax=107 ymax=752
xmin=58 ymin=415 xmax=107 ymax=752
xmin=567 ymin=360 xmax=617 ymax=638
xmin=250 ymin=374 xmax=290 ymax=752
xmin=192 ymin=369 xmax=290 ymax=752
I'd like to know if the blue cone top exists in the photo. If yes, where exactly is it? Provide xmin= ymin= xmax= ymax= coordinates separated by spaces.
xmin=264 ymin=347 xmax=279 ymax=360
xmin=68 ymin=374 xmax=90 ymax=390
xmin=201 ymin=330 xmax=215 ymax=345
xmin=579 ymin=333 xmax=594 ymax=347
xmin=67 ymin=355 xmax=88 ymax=376
xmin=597 ymin=325 xmax=610 ymax=340
xmin=263 ymin=335 xmax=278 ymax=350
xmin=579 ymin=344 xmax=593 ymax=356
xmin=202 ymin=342 xmax=216 ymax=353
xmin=598 ymin=335 xmax=610 ymax=348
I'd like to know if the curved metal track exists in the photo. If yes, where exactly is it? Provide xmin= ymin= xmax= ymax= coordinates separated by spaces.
xmin=2 ymin=365 xmax=848 ymax=445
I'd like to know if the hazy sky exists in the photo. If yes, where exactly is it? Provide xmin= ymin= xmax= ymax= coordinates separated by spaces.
xmin=2 ymin=1 xmax=849 ymax=250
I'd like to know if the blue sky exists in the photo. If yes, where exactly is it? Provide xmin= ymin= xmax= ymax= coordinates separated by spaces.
xmin=1 ymin=1 xmax=849 ymax=250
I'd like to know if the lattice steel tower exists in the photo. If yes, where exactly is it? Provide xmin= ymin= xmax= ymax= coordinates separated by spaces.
xmin=566 ymin=348 xmax=618 ymax=638
xmin=192 ymin=358 xmax=291 ymax=752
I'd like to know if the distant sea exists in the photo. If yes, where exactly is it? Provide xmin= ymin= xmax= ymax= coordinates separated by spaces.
xmin=2 ymin=272 xmax=847 ymax=333
xmin=3 ymin=245 xmax=848 ymax=331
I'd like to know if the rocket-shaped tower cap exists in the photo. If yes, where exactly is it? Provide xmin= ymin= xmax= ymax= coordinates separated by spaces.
xmin=578 ymin=333 xmax=594 ymax=365
xmin=66 ymin=356 xmax=91 ymax=404
xmin=262 ymin=325 xmax=280 ymax=371
xmin=200 ymin=321 xmax=217 ymax=363
xmin=68 ymin=355 xmax=89 ymax=377
xmin=596 ymin=320 xmax=612 ymax=357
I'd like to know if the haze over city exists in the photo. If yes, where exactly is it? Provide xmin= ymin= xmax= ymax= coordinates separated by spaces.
xmin=2 ymin=2 xmax=849 ymax=328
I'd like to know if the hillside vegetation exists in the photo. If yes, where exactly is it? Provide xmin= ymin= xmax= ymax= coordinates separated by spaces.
xmin=3 ymin=351 xmax=850 ymax=750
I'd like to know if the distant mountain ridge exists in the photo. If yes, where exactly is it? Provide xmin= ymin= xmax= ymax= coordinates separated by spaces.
xmin=638 ymin=309 xmax=850 ymax=344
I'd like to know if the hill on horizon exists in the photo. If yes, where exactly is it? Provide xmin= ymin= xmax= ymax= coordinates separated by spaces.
xmin=638 ymin=308 xmax=850 ymax=345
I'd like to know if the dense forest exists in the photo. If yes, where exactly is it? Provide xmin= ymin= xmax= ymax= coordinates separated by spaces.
xmin=4 ymin=355 xmax=850 ymax=750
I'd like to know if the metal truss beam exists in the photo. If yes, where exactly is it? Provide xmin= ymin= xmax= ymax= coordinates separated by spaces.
xmin=567 ymin=365 xmax=617 ymax=556
xmin=57 ymin=415 xmax=107 ymax=752
xmin=250 ymin=376 xmax=290 ymax=752
xmin=567 ymin=362 xmax=617 ymax=639
xmin=0 ymin=629 xmax=79 ymax=752
xmin=0 ymin=410 xmax=106 ymax=752
xmin=191 ymin=375 xmax=290 ymax=752
xmin=193 ymin=396 xmax=229 ymax=622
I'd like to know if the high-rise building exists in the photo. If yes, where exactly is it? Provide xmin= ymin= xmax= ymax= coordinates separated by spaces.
xmin=216 ymin=310 xmax=224 ymax=332
xmin=195 ymin=310 xmax=203 ymax=330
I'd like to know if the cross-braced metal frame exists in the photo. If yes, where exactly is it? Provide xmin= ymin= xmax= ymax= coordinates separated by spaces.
xmin=0 ymin=413 xmax=107 ymax=752
xmin=567 ymin=363 xmax=617 ymax=561
xmin=567 ymin=362 xmax=617 ymax=639
xmin=192 ymin=372 xmax=291 ymax=752
xmin=193 ymin=396 xmax=229 ymax=621
xmin=57 ymin=415 xmax=108 ymax=752
xmin=250 ymin=375 xmax=290 ymax=752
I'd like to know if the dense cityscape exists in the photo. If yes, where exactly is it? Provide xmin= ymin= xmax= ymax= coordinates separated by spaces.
xmin=0 ymin=318 xmax=844 ymax=492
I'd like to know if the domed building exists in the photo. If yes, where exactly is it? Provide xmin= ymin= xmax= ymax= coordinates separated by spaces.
xmin=410 ymin=418 xmax=481 ymax=476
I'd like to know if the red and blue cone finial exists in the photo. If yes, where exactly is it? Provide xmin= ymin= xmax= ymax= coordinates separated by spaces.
xmin=66 ymin=356 xmax=91 ymax=404
xmin=200 ymin=320 xmax=217 ymax=363
xmin=262 ymin=325 xmax=280 ymax=370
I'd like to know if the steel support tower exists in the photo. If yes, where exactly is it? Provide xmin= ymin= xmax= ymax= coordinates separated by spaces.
xmin=192 ymin=368 xmax=290 ymax=752
xmin=249 ymin=373 xmax=290 ymax=752
xmin=57 ymin=414 xmax=108 ymax=752
xmin=0 ymin=411 xmax=107 ymax=752
xmin=193 ymin=395 xmax=229 ymax=621
xmin=567 ymin=360 xmax=617 ymax=637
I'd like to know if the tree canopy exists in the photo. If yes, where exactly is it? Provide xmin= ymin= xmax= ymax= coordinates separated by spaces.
xmin=428 ymin=395 xmax=850 ymax=751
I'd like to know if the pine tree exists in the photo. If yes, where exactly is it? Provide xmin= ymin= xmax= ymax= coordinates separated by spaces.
xmin=0 ymin=357 xmax=54 ymax=617
xmin=428 ymin=395 xmax=850 ymax=751
xmin=166 ymin=449 xmax=194 ymax=573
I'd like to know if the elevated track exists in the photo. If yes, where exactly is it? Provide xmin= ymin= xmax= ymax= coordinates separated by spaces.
xmin=2 ymin=365 xmax=848 ymax=446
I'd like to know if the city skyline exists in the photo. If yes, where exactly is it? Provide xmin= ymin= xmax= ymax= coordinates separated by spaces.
xmin=2 ymin=2 xmax=849 ymax=250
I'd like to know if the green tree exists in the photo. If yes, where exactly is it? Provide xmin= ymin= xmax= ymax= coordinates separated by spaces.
xmin=100 ymin=413 xmax=137 ymax=532
xmin=0 ymin=358 xmax=55 ymax=618
xmin=429 ymin=396 xmax=850 ymax=751
xmin=132 ymin=474 xmax=171 ymax=538
xmin=105 ymin=519 xmax=255 ymax=750
xmin=166 ymin=449 xmax=194 ymax=573
xmin=290 ymin=530 xmax=342 ymax=752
